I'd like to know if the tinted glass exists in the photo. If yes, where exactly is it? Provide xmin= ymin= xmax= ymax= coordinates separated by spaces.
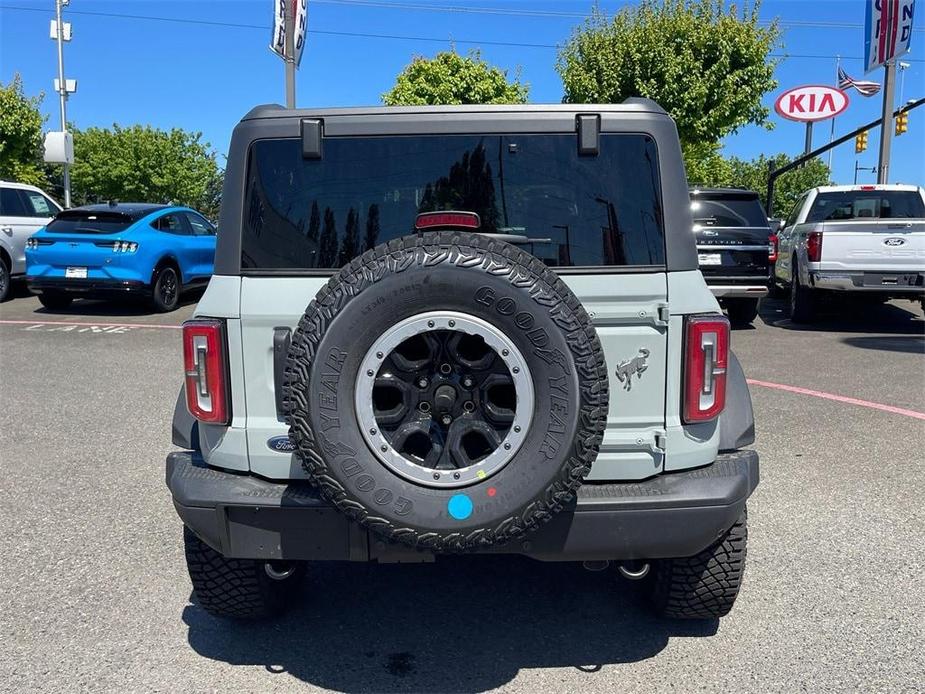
xmin=46 ymin=210 xmax=133 ymax=234
xmin=185 ymin=212 xmax=215 ymax=236
xmin=153 ymin=213 xmax=187 ymax=234
xmin=23 ymin=191 xmax=57 ymax=217
xmin=0 ymin=188 xmax=28 ymax=217
xmin=807 ymin=190 xmax=925 ymax=221
xmin=241 ymin=134 xmax=665 ymax=270
xmin=785 ymin=194 xmax=807 ymax=228
xmin=690 ymin=196 xmax=768 ymax=228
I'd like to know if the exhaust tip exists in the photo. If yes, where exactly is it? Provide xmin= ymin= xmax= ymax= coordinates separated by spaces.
xmin=617 ymin=562 xmax=650 ymax=580
xmin=582 ymin=560 xmax=611 ymax=572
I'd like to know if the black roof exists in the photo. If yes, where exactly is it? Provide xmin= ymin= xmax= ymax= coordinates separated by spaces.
xmin=61 ymin=203 xmax=170 ymax=220
xmin=689 ymin=187 xmax=760 ymax=198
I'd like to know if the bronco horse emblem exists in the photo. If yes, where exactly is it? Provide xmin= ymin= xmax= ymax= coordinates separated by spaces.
xmin=614 ymin=348 xmax=650 ymax=391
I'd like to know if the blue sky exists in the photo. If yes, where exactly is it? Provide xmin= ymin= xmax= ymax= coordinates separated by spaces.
xmin=1 ymin=0 xmax=923 ymax=188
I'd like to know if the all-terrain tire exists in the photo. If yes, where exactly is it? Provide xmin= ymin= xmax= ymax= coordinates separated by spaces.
xmin=38 ymin=290 xmax=73 ymax=310
xmin=283 ymin=231 xmax=608 ymax=553
xmin=649 ymin=510 xmax=748 ymax=619
xmin=724 ymin=298 xmax=760 ymax=327
xmin=183 ymin=526 xmax=304 ymax=619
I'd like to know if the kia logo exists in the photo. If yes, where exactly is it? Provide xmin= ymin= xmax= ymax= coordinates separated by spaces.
xmin=884 ymin=238 xmax=906 ymax=247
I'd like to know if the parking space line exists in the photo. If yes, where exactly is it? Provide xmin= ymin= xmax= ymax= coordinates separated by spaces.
xmin=747 ymin=378 xmax=925 ymax=421
xmin=0 ymin=319 xmax=182 ymax=330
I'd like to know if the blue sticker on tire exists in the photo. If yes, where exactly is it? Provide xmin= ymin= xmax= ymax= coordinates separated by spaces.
xmin=447 ymin=494 xmax=473 ymax=520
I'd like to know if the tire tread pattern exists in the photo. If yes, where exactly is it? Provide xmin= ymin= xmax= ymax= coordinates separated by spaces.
xmin=650 ymin=511 xmax=748 ymax=619
xmin=282 ymin=231 xmax=608 ymax=552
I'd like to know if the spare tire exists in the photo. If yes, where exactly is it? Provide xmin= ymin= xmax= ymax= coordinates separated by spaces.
xmin=284 ymin=231 xmax=608 ymax=552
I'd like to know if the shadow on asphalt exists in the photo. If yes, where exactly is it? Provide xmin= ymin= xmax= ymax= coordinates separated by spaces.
xmin=21 ymin=289 xmax=204 ymax=318
xmin=757 ymin=297 xmax=924 ymax=335
xmin=841 ymin=335 xmax=925 ymax=354
xmin=183 ymin=557 xmax=717 ymax=692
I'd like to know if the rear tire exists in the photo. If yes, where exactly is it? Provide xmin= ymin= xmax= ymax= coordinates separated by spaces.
xmin=789 ymin=261 xmax=816 ymax=324
xmin=183 ymin=526 xmax=304 ymax=619
xmin=38 ymin=291 xmax=73 ymax=310
xmin=724 ymin=298 xmax=759 ymax=327
xmin=0 ymin=258 xmax=10 ymax=302
xmin=150 ymin=265 xmax=180 ymax=312
xmin=649 ymin=510 xmax=748 ymax=619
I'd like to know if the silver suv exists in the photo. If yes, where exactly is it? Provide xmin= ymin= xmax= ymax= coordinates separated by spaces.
xmin=167 ymin=102 xmax=759 ymax=620
xmin=0 ymin=181 xmax=62 ymax=301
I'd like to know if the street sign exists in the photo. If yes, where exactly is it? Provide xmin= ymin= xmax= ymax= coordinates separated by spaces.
xmin=270 ymin=0 xmax=308 ymax=66
xmin=774 ymin=85 xmax=850 ymax=123
xmin=865 ymin=0 xmax=916 ymax=73
xmin=54 ymin=78 xmax=77 ymax=94
xmin=49 ymin=19 xmax=72 ymax=41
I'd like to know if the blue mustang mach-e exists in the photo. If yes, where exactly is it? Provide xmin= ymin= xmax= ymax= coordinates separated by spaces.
xmin=26 ymin=202 xmax=216 ymax=312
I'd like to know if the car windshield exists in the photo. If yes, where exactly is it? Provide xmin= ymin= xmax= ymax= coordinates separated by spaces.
xmin=690 ymin=196 xmax=768 ymax=228
xmin=46 ymin=211 xmax=134 ymax=234
xmin=241 ymin=133 xmax=666 ymax=269
xmin=807 ymin=190 xmax=925 ymax=221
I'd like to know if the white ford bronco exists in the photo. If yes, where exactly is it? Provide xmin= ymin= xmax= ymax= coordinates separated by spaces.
xmin=774 ymin=184 xmax=925 ymax=322
xmin=167 ymin=101 xmax=759 ymax=620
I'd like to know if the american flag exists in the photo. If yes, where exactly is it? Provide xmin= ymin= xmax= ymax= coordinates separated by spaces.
xmin=838 ymin=67 xmax=881 ymax=97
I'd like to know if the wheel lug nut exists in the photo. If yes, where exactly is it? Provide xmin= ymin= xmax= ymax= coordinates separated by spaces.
xmin=418 ymin=377 xmax=429 ymax=388
xmin=442 ymin=414 xmax=452 ymax=425
xmin=462 ymin=376 xmax=473 ymax=388
xmin=418 ymin=401 xmax=431 ymax=413
xmin=463 ymin=401 xmax=475 ymax=413
xmin=439 ymin=363 xmax=452 ymax=375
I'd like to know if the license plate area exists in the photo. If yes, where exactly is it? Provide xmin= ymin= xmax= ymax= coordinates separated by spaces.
xmin=864 ymin=273 xmax=920 ymax=287
xmin=65 ymin=266 xmax=88 ymax=279
xmin=698 ymin=253 xmax=722 ymax=266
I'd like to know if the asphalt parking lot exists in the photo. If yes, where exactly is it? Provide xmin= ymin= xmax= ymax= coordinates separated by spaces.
xmin=1 ymin=287 xmax=923 ymax=693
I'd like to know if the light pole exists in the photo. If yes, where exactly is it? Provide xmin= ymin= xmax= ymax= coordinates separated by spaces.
xmin=54 ymin=0 xmax=71 ymax=207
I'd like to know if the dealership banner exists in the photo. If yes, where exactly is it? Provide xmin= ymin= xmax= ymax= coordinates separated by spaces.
xmin=865 ymin=0 xmax=916 ymax=73
xmin=270 ymin=0 xmax=308 ymax=66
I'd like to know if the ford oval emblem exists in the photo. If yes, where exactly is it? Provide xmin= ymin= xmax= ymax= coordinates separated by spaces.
xmin=267 ymin=435 xmax=296 ymax=453
xmin=883 ymin=237 xmax=905 ymax=247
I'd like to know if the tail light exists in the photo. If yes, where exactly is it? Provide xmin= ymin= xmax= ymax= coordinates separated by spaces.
xmin=768 ymin=233 xmax=779 ymax=263
xmin=414 ymin=211 xmax=480 ymax=230
xmin=182 ymin=319 xmax=230 ymax=424
xmin=806 ymin=231 xmax=823 ymax=262
xmin=683 ymin=314 xmax=729 ymax=423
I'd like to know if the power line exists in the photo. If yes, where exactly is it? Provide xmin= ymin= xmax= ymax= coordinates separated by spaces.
xmin=313 ymin=0 xmax=925 ymax=32
xmin=1 ymin=4 xmax=923 ymax=61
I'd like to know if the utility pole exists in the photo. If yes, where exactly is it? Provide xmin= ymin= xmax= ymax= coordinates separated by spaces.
xmin=54 ymin=0 xmax=71 ymax=207
xmin=803 ymin=122 xmax=813 ymax=156
xmin=284 ymin=0 xmax=296 ymax=108
xmin=877 ymin=60 xmax=896 ymax=184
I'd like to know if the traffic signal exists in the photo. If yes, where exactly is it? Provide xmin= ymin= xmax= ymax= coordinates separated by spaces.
xmin=895 ymin=112 xmax=908 ymax=136
xmin=855 ymin=131 xmax=868 ymax=153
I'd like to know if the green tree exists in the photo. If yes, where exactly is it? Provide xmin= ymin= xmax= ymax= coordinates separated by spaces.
xmin=338 ymin=207 xmax=360 ymax=266
xmin=0 ymin=74 xmax=48 ymax=187
xmin=364 ymin=203 xmax=380 ymax=251
xmin=318 ymin=207 xmax=338 ymax=267
xmin=727 ymin=153 xmax=831 ymax=216
xmin=557 ymin=0 xmax=780 ymax=155
xmin=383 ymin=49 xmax=529 ymax=105
xmin=69 ymin=124 xmax=223 ymax=217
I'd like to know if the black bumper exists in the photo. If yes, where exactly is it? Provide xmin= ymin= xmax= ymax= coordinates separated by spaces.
xmin=167 ymin=450 xmax=759 ymax=562
xmin=27 ymin=277 xmax=147 ymax=295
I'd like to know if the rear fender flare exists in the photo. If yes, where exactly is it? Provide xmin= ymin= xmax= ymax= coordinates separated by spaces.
xmin=718 ymin=351 xmax=755 ymax=452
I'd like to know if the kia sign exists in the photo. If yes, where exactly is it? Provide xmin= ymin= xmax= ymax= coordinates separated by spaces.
xmin=774 ymin=85 xmax=850 ymax=123
xmin=865 ymin=0 xmax=916 ymax=73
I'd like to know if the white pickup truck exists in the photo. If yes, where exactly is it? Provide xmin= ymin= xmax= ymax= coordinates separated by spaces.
xmin=774 ymin=184 xmax=925 ymax=322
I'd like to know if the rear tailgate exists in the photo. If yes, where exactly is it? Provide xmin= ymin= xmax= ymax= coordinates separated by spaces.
xmin=819 ymin=219 xmax=925 ymax=272
xmin=695 ymin=225 xmax=770 ymax=282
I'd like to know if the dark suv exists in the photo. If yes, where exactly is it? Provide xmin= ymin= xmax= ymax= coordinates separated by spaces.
xmin=689 ymin=187 xmax=774 ymax=326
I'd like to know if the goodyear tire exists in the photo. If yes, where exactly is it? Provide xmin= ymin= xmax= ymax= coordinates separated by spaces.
xmin=284 ymin=232 xmax=608 ymax=552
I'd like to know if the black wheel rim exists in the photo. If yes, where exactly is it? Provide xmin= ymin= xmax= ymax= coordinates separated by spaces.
xmin=0 ymin=263 xmax=7 ymax=297
xmin=160 ymin=269 xmax=177 ymax=305
xmin=356 ymin=312 xmax=533 ymax=489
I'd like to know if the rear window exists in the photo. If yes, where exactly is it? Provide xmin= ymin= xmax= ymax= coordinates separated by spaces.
xmin=241 ymin=133 xmax=665 ymax=270
xmin=690 ymin=195 xmax=768 ymax=228
xmin=46 ymin=211 xmax=134 ymax=234
xmin=807 ymin=190 xmax=925 ymax=221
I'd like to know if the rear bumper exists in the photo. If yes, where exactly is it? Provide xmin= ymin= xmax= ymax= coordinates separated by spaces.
xmin=26 ymin=277 xmax=148 ymax=295
xmin=709 ymin=285 xmax=769 ymax=299
xmin=167 ymin=450 xmax=759 ymax=562
xmin=810 ymin=270 xmax=925 ymax=294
